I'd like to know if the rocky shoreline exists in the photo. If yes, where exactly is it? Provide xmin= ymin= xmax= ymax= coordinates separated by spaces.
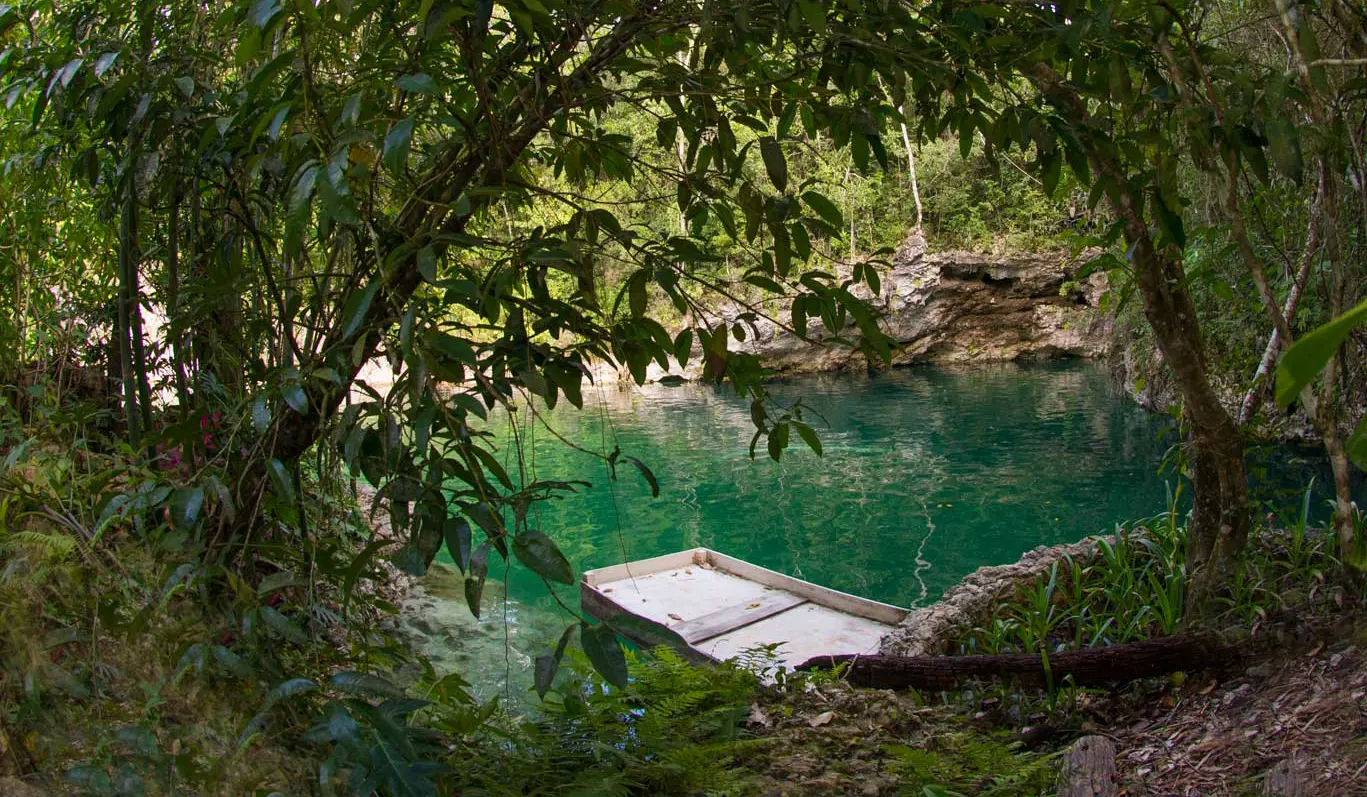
xmin=593 ymin=234 xmax=1113 ymax=384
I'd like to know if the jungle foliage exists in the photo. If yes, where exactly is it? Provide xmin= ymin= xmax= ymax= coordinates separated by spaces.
xmin=0 ymin=0 xmax=1366 ymax=792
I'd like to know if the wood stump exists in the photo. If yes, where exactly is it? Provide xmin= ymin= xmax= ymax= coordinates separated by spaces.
xmin=1056 ymin=735 xmax=1117 ymax=797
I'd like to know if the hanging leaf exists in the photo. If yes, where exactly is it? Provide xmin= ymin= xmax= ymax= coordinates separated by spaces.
xmin=1264 ymin=118 xmax=1303 ymax=184
xmin=801 ymin=191 xmax=844 ymax=232
xmin=1151 ymin=193 xmax=1185 ymax=250
xmin=759 ymin=137 xmax=787 ymax=193
xmin=383 ymin=118 xmax=415 ymax=176
xmin=791 ymin=421 xmax=823 ymax=457
xmin=267 ymin=459 xmax=295 ymax=503
xmin=249 ymin=0 xmax=283 ymax=27
xmin=395 ymin=73 xmax=438 ymax=93
xmin=534 ymin=624 xmax=578 ymax=699
xmin=417 ymin=246 xmax=438 ymax=282
xmin=340 ymin=279 xmax=380 ymax=339
xmin=624 ymin=456 xmax=659 ymax=497
xmin=1275 ymin=297 xmax=1367 ymax=407
xmin=798 ymin=0 xmax=825 ymax=33
xmin=170 ymin=486 xmax=205 ymax=529
xmin=443 ymin=517 xmax=473 ymax=573
xmin=580 ymin=623 xmax=628 ymax=689
xmin=512 ymin=529 xmax=574 ymax=585
xmin=281 ymin=383 xmax=308 ymax=415
xmin=767 ymin=422 xmax=790 ymax=461
xmin=603 ymin=613 xmax=688 ymax=653
xmin=1347 ymin=415 xmax=1367 ymax=472
xmin=251 ymin=395 xmax=271 ymax=433
xmin=1040 ymin=150 xmax=1061 ymax=197
xmin=391 ymin=544 xmax=428 ymax=576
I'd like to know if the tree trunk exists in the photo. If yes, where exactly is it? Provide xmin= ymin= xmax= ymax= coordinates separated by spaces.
xmin=116 ymin=175 xmax=142 ymax=451
xmin=1028 ymin=64 xmax=1249 ymax=617
xmin=1057 ymin=736 xmax=1118 ymax=797
xmin=898 ymin=105 xmax=923 ymax=231
xmin=1238 ymin=190 xmax=1319 ymax=426
xmin=796 ymin=633 xmax=1239 ymax=690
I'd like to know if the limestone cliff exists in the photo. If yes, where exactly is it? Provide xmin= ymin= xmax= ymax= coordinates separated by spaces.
xmin=606 ymin=235 xmax=1112 ymax=384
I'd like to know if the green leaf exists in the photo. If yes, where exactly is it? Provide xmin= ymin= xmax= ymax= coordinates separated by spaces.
xmin=798 ymin=0 xmax=825 ymax=33
xmin=603 ymin=613 xmax=688 ymax=653
xmin=383 ymin=118 xmax=415 ymax=176
xmin=173 ymin=75 xmax=194 ymax=97
xmin=1265 ymin=118 xmax=1303 ymax=184
xmin=249 ymin=0 xmax=283 ymax=27
xmin=251 ymin=395 xmax=271 ymax=433
xmin=802 ymin=191 xmax=844 ymax=232
xmin=257 ymin=570 xmax=300 ymax=597
xmin=443 ymin=517 xmax=473 ymax=573
xmin=417 ymin=245 xmax=437 ymax=282
xmin=767 ymin=422 xmax=790 ymax=462
xmin=342 ymin=539 xmax=396 ymax=616
xmin=791 ymin=421 xmax=823 ymax=457
xmin=512 ymin=529 xmax=574 ymax=585
xmin=1041 ymin=151 xmax=1061 ymax=197
xmin=628 ymin=270 xmax=647 ymax=317
xmin=1275 ymin=297 xmax=1367 ymax=407
xmin=340 ymin=279 xmax=380 ymax=339
xmin=396 ymin=73 xmax=438 ymax=93
xmin=331 ymin=671 xmax=406 ymax=700
xmin=580 ymin=624 xmax=628 ymax=689
xmin=673 ymin=329 xmax=693 ymax=367
xmin=170 ymin=486 xmax=205 ymax=529
xmin=264 ymin=677 xmax=317 ymax=708
xmin=1151 ymin=193 xmax=1185 ymax=250
xmin=267 ymin=459 xmax=295 ymax=503
xmin=211 ymin=645 xmax=255 ymax=680
xmin=1347 ymin=415 xmax=1367 ymax=472
xmin=281 ymin=383 xmax=308 ymax=415
xmin=534 ymin=624 xmax=578 ymax=699
xmin=759 ymin=137 xmax=787 ymax=193
xmin=259 ymin=605 xmax=308 ymax=644
xmin=625 ymin=456 xmax=659 ymax=497
xmin=429 ymin=331 xmax=476 ymax=365
xmin=391 ymin=544 xmax=428 ymax=576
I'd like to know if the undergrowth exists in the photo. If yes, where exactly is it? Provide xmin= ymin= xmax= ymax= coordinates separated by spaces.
xmin=955 ymin=483 xmax=1360 ymax=661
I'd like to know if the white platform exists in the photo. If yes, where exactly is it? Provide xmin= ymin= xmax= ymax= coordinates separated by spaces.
xmin=582 ymin=548 xmax=907 ymax=669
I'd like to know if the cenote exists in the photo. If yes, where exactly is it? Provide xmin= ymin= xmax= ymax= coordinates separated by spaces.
xmin=405 ymin=359 xmax=1354 ymax=705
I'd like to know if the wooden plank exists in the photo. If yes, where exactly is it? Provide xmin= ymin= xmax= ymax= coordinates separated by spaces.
xmin=582 ymin=548 xmax=707 ymax=586
xmin=704 ymin=550 xmax=908 ymax=625
xmin=672 ymin=592 xmax=808 ymax=643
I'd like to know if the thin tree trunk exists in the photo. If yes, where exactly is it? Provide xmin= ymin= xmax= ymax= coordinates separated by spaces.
xmin=1316 ymin=176 xmax=1358 ymax=551
xmin=898 ymin=105 xmax=923 ymax=231
xmin=125 ymin=172 xmax=155 ymax=443
xmin=116 ymin=187 xmax=141 ymax=450
xmin=1238 ymin=184 xmax=1320 ymax=425
xmin=167 ymin=177 xmax=191 ymax=413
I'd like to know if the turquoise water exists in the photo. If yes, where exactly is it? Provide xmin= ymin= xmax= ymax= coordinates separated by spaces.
xmin=415 ymin=360 xmax=1350 ymax=701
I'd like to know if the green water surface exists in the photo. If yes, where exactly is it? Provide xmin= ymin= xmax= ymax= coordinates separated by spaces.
xmin=412 ymin=360 xmax=1346 ymax=702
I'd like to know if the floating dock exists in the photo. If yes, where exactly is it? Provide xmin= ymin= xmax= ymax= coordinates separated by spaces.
xmin=581 ymin=548 xmax=909 ymax=669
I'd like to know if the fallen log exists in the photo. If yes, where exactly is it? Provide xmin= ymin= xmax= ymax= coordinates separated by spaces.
xmin=796 ymin=632 xmax=1243 ymax=690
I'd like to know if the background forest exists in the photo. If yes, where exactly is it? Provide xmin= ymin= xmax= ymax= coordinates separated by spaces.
xmin=0 ymin=0 xmax=1365 ymax=793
